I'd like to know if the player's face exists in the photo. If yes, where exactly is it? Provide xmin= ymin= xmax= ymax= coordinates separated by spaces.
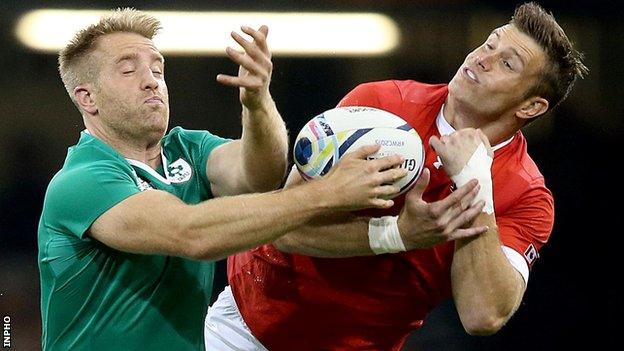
xmin=448 ymin=24 xmax=546 ymax=118
xmin=93 ymin=32 xmax=169 ymax=143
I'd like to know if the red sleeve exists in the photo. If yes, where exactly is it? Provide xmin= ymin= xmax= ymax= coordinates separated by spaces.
xmin=497 ymin=183 xmax=554 ymax=268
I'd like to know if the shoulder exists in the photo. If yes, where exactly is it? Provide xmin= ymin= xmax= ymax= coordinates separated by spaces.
xmin=45 ymin=136 xmax=138 ymax=202
xmin=392 ymin=80 xmax=448 ymax=103
xmin=496 ymin=133 xmax=548 ymax=187
xmin=165 ymin=126 xmax=213 ymax=145
xmin=341 ymin=80 xmax=446 ymax=103
xmin=164 ymin=127 xmax=232 ymax=187
xmin=338 ymin=80 xmax=448 ymax=124
xmin=164 ymin=127 xmax=231 ymax=151
xmin=42 ymin=146 xmax=141 ymax=238
xmin=493 ymin=132 xmax=553 ymax=214
xmin=348 ymin=80 xmax=402 ymax=95
xmin=45 ymin=160 xmax=136 ymax=211
xmin=338 ymin=80 xmax=398 ymax=109
xmin=54 ymin=140 xmax=135 ymax=187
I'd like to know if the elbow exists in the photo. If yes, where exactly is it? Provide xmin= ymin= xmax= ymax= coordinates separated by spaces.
xmin=182 ymin=232 xmax=223 ymax=261
xmin=462 ymin=315 xmax=505 ymax=336
xmin=182 ymin=237 xmax=222 ymax=261
xmin=455 ymin=280 xmax=524 ymax=336
xmin=176 ymin=218 xmax=222 ymax=261
xmin=460 ymin=309 xmax=512 ymax=336
xmin=244 ymin=152 xmax=289 ymax=192
xmin=243 ymin=162 xmax=287 ymax=193
xmin=248 ymin=176 xmax=285 ymax=193
xmin=181 ymin=236 xmax=205 ymax=260
xmin=272 ymin=236 xmax=297 ymax=254
xmin=175 ymin=221 xmax=202 ymax=260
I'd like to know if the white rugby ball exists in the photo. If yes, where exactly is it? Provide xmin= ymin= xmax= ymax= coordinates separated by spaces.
xmin=293 ymin=106 xmax=424 ymax=197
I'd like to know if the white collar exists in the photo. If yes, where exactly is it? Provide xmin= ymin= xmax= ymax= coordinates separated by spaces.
xmin=125 ymin=150 xmax=171 ymax=185
xmin=436 ymin=105 xmax=514 ymax=152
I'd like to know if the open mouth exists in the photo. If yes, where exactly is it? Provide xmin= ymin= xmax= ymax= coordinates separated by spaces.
xmin=463 ymin=67 xmax=479 ymax=83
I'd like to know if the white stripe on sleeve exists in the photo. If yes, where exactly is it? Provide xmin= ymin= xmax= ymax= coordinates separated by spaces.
xmin=502 ymin=245 xmax=529 ymax=285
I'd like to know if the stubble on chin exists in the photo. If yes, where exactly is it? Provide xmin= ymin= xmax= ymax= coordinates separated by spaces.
xmin=98 ymin=89 xmax=167 ymax=136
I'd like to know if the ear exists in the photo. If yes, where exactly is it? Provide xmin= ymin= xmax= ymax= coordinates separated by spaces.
xmin=74 ymin=84 xmax=98 ymax=115
xmin=516 ymin=97 xmax=549 ymax=122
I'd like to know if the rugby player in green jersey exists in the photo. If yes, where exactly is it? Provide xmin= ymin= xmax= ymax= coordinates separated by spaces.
xmin=38 ymin=9 xmax=407 ymax=350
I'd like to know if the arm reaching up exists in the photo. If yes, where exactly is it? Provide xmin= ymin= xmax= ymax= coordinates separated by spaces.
xmin=209 ymin=25 xmax=289 ymax=197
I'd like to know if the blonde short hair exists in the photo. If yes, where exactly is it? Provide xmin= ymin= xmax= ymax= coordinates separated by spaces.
xmin=58 ymin=8 xmax=161 ymax=107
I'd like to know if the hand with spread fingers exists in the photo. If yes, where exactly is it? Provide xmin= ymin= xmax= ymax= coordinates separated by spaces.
xmin=397 ymin=168 xmax=489 ymax=249
xmin=217 ymin=25 xmax=274 ymax=111
xmin=211 ymin=25 xmax=288 ymax=196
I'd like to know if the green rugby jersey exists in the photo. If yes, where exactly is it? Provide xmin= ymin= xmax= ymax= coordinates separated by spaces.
xmin=38 ymin=127 xmax=229 ymax=350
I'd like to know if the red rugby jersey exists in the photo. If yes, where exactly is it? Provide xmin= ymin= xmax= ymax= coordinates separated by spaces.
xmin=228 ymin=80 xmax=554 ymax=351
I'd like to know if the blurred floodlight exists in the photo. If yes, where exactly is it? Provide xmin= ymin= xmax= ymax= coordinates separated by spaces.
xmin=15 ymin=9 xmax=400 ymax=56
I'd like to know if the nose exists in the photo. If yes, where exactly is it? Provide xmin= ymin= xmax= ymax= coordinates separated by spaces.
xmin=475 ymin=54 xmax=492 ymax=71
xmin=141 ymin=67 xmax=159 ymax=91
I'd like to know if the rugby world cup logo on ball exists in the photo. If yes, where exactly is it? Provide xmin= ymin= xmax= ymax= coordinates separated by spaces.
xmin=294 ymin=106 xmax=425 ymax=198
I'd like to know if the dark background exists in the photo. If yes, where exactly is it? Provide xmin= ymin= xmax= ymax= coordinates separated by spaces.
xmin=1 ymin=1 xmax=621 ymax=350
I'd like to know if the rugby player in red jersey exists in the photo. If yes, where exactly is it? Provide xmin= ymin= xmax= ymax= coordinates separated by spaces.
xmin=205 ymin=3 xmax=587 ymax=350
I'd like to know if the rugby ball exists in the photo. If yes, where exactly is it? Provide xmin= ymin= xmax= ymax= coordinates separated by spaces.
xmin=293 ymin=106 xmax=424 ymax=197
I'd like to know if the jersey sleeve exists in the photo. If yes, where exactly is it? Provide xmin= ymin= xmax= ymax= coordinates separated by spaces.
xmin=497 ymin=183 xmax=554 ymax=270
xmin=198 ymin=131 xmax=231 ymax=185
xmin=168 ymin=127 xmax=231 ymax=193
xmin=42 ymin=161 xmax=140 ymax=239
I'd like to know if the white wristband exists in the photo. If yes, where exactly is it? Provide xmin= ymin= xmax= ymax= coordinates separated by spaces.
xmin=368 ymin=216 xmax=406 ymax=255
xmin=450 ymin=142 xmax=494 ymax=214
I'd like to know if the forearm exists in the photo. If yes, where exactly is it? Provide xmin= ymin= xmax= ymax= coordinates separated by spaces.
xmin=93 ymin=144 xmax=405 ymax=261
xmin=275 ymin=167 xmax=387 ymax=258
xmin=451 ymin=213 xmax=525 ymax=335
xmin=273 ymin=213 xmax=374 ymax=257
xmin=93 ymin=185 xmax=330 ymax=261
xmin=240 ymin=97 xmax=289 ymax=191
xmin=184 ymin=180 xmax=328 ymax=260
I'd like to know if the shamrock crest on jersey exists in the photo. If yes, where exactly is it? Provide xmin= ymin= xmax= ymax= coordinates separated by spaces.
xmin=167 ymin=158 xmax=192 ymax=183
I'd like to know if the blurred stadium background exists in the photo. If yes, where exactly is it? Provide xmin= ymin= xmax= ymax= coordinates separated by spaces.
xmin=1 ymin=0 xmax=621 ymax=350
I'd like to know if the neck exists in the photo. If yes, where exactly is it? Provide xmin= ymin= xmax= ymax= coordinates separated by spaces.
xmin=84 ymin=120 xmax=162 ymax=169
xmin=443 ymin=97 xmax=521 ymax=146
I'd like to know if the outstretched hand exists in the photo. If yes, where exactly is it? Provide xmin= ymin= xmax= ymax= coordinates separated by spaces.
xmin=217 ymin=25 xmax=273 ymax=111
xmin=397 ymin=168 xmax=489 ymax=249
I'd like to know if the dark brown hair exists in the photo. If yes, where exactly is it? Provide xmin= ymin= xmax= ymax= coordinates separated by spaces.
xmin=511 ymin=2 xmax=588 ymax=112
